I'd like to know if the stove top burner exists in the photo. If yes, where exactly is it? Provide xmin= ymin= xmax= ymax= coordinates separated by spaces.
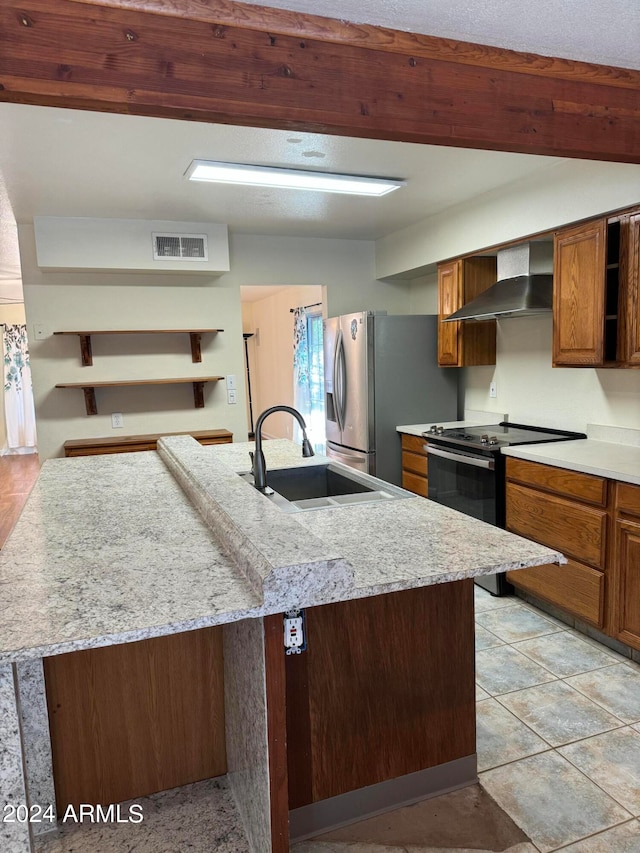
xmin=423 ymin=422 xmax=586 ymax=452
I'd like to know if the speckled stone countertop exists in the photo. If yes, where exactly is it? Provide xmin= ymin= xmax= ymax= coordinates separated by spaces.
xmin=0 ymin=437 xmax=562 ymax=664
xmin=502 ymin=424 xmax=640 ymax=486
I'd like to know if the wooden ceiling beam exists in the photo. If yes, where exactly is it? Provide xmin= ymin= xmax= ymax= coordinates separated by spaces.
xmin=1 ymin=0 xmax=639 ymax=163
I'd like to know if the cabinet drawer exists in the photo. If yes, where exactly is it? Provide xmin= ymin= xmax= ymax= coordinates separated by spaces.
xmin=402 ymin=450 xmax=428 ymax=477
xmin=401 ymin=433 xmax=428 ymax=456
xmin=615 ymin=482 xmax=640 ymax=517
xmin=402 ymin=470 xmax=428 ymax=497
xmin=506 ymin=482 xmax=607 ymax=569
xmin=506 ymin=458 xmax=607 ymax=507
xmin=506 ymin=560 xmax=604 ymax=628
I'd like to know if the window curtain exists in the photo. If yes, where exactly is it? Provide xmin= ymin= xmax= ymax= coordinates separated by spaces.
xmin=2 ymin=324 xmax=37 ymax=454
xmin=292 ymin=307 xmax=310 ymax=444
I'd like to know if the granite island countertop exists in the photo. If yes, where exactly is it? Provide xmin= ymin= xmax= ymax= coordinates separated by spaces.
xmin=0 ymin=436 xmax=563 ymax=664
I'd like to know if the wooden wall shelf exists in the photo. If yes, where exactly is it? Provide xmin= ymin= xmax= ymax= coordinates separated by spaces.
xmin=53 ymin=329 xmax=224 ymax=366
xmin=55 ymin=377 xmax=224 ymax=415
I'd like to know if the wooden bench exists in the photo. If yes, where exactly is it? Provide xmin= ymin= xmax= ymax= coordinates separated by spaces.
xmin=63 ymin=429 xmax=233 ymax=457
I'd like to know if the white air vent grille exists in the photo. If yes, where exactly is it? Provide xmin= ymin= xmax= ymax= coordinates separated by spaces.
xmin=152 ymin=232 xmax=208 ymax=261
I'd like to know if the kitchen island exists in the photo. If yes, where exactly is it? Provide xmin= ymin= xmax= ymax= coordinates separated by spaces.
xmin=0 ymin=437 xmax=562 ymax=853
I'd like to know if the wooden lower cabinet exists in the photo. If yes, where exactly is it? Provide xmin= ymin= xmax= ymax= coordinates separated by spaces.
xmin=505 ymin=458 xmax=608 ymax=629
xmin=401 ymin=433 xmax=428 ymax=498
xmin=506 ymin=559 xmax=605 ymax=627
xmin=63 ymin=428 xmax=233 ymax=456
xmin=611 ymin=483 xmax=640 ymax=651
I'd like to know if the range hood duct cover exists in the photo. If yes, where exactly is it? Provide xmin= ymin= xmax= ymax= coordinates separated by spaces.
xmin=442 ymin=274 xmax=553 ymax=322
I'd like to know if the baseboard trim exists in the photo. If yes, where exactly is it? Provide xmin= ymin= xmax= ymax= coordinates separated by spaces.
xmin=289 ymin=754 xmax=477 ymax=843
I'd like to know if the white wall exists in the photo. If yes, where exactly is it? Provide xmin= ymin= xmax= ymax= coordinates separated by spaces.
xmin=377 ymin=160 xmax=640 ymax=279
xmin=462 ymin=316 xmax=640 ymax=433
xmin=406 ymin=276 xmax=640 ymax=435
xmin=242 ymin=285 xmax=323 ymax=440
xmin=230 ymin=234 xmax=411 ymax=317
xmin=22 ymin=227 xmax=410 ymax=458
xmin=0 ymin=303 xmax=27 ymax=452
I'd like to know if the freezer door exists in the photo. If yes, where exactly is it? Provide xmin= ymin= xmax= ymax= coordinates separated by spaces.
xmin=325 ymin=440 xmax=374 ymax=474
xmin=339 ymin=312 xmax=373 ymax=453
xmin=323 ymin=316 xmax=343 ymax=446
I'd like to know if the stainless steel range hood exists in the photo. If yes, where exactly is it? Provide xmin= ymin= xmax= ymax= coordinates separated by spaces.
xmin=442 ymin=243 xmax=554 ymax=322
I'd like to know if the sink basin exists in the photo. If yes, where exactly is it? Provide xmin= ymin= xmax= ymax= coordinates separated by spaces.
xmin=238 ymin=463 xmax=412 ymax=512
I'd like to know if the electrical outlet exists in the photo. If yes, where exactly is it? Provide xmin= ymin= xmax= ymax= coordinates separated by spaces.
xmin=226 ymin=374 xmax=237 ymax=390
xmin=111 ymin=412 xmax=124 ymax=429
xmin=33 ymin=324 xmax=47 ymax=340
xmin=489 ymin=381 xmax=497 ymax=398
xmin=227 ymin=389 xmax=237 ymax=404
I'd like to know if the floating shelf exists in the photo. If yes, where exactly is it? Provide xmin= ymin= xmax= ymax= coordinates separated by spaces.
xmin=53 ymin=329 xmax=224 ymax=366
xmin=55 ymin=377 xmax=225 ymax=415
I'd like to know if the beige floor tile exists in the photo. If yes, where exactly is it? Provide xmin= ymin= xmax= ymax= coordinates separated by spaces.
xmin=480 ymin=751 xmax=631 ymax=853
xmin=560 ymin=728 xmax=640 ymax=815
xmin=513 ymin=631 xmax=620 ymax=678
xmin=557 ymin=819 xmax=640 ymax=852
xmin=476 ymin=605 xmax=563 ymax=644
xmin=476 ymin=624 xmax=505 ymax=650
xmin=498 ymin=680 xmax=622 ymax=747
xmin=476 ymin=684 xmax=491 ymax=701
xmin=567 ymin=664 xmax=640 ymax=724
xmin=475 ymin=644 xmax=556 ymax=696
xmin=476 ymin=698 xmax=549 ymax=771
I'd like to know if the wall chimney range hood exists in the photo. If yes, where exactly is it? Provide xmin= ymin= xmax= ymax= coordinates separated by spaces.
xmin=442 ymin=243 xmax=553 ymax=322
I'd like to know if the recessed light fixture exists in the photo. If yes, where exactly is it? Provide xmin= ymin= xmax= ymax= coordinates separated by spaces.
xmin=185 ymin=160 xmax=405 ymax=196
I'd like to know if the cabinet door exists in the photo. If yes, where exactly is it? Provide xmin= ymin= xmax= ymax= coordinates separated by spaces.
xmin=623 ymin=214 xmax=640 ymax=364
xmin=613 ymin=518 xmax=640 ymax=651
xmin=553 ymin=219 xmax=606 ymax=366
xmin=437 ymin=260 xmax=462 ymax=366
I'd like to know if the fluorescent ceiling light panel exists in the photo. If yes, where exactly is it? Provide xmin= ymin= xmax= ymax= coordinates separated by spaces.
xmin=186 ymin=160 xmax=405 ymax=196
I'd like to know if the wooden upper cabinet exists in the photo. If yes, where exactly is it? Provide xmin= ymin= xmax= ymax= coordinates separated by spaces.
xmin=622 ymin=214 xmax=640 ymax=364
xmin=437 ymin=257 xmax=497 ymax=367
xmin=553 ymin=218 xmax=606 ymax=366
xmin=437 ymin=260 xmax=462 ymax=366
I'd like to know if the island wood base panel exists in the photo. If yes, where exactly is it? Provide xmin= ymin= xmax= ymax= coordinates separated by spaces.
xmin=282 ymin=579 xmax=476 ymax=840
xmin=290 ymin=754 xmax=477 ymax=842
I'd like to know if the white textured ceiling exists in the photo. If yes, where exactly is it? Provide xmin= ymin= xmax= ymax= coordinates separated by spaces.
xmin=0 ymin=104 xmax=565 ymax=239
xmin=1 ymin=1 xmax=639 ymax=303
xmin=237 ymin=0 xmax=640 ymax=70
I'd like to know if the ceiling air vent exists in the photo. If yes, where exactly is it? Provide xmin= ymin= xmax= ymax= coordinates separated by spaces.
xmin=152 ymin=232 xmax=209 ymax=262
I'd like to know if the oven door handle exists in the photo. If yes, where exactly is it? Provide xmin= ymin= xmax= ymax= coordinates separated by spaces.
xmin=426 ymin=444 xmax=495 ymax=470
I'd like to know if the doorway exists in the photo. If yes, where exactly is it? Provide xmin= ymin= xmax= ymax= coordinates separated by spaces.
xmin=240 ymin=285 xmax=326 ymax=449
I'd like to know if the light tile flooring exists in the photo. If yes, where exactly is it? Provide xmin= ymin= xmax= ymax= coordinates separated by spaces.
xmin=474 ymin=585 xmax=640 ymax=852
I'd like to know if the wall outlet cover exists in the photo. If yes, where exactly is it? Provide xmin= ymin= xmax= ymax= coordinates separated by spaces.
xmin=111 ymin=412 xmax=124 ymax=429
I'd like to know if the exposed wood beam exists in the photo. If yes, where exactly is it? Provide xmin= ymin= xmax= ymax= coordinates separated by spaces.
xmin=72 ymin=0 xmax=640 ymax=92
xmin=1 ymin=0 xmax=639 ymax=163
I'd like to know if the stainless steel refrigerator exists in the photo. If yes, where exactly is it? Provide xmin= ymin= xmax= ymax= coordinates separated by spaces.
xmin=324 ymin=312 xmax=459 ymax=485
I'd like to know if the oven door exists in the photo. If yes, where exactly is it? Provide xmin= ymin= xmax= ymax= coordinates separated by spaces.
xmin=427 ymin=443 xmax=498 ymax=526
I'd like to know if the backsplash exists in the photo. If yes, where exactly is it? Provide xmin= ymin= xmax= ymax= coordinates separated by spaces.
xmin=463 ymin=314 xmax=640 ymax=433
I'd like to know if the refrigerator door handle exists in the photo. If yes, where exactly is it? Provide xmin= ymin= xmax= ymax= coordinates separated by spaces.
xmin=326 ymin=442 xmax=370 ymax=472
xmin=332 ymin=329 xmax=342 ymax=432
xmin=336 ymin=330 xmax=347 ymax=431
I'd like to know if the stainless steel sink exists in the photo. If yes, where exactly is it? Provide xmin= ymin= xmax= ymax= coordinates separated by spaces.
xmin=238 ymin=463 xmax=412 ymax=512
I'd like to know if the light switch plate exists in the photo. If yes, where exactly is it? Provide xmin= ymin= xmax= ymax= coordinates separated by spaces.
xmin=227 ymin=389 xmax=237 ymax=404
xmin=226 ymin=374 xmax=237 ymax=390
xmin=489 ymin=381 xmax=497 ymax=398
